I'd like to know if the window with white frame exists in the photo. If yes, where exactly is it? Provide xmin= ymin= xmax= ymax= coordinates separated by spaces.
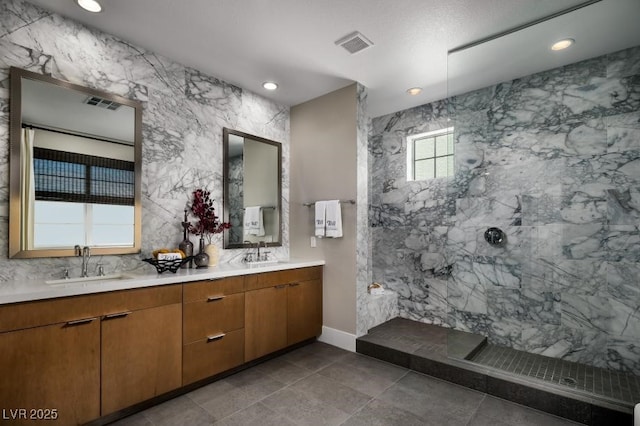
xmin=407 ymin=127 xmax=454 ymax=181
xmin=31 ymin=147 xmax=135 ymax=248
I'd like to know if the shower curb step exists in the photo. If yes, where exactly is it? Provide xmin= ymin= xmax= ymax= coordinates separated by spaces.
xmin=356 ymin=318 xmax=632 ymax=426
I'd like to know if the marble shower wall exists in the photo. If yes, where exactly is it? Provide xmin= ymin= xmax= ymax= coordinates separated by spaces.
xmin=370 ymin=46 xmax=640 ymax=375
xmin=0 ymin=0 xmax=289 ymax=283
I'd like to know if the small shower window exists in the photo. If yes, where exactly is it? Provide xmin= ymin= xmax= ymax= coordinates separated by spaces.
xmin=407 ymin=127 xmax=454 ymax=181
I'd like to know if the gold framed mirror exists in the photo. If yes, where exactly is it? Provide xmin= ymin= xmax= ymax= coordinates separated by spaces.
xmin=9 ymin=67 xmax=142 ymax=258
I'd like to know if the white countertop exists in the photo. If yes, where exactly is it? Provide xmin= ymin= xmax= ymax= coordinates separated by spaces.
xmin=0 ymin=259 xmax=325 ymax=305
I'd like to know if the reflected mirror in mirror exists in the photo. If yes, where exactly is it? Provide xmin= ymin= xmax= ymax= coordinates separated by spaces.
xmin=223 ymin=128 xmax=282 ymax=249
xmin=9 ymin=67 xmax=142 ymax=258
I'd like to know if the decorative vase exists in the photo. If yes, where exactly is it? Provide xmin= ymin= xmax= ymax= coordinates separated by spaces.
xmin=178 ymin=210 xmax=193 ymax=268
xmin=193 ymin=236 xmax=209 ymax=268
xmin=204 ymin=244 xmax=219 ymax=267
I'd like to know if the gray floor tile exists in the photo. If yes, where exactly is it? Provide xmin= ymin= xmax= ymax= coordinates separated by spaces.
xmin=341 ymin=399 xmax=426 ymax=426
xmin=223 ymin=367 xmax=287 ymax=400
xmin=109 ymin=412 xmax=152 ymax=426
xmin=141 ymin=395 xmax=213 ymax=426
xmin=187 ymin=379 xmax=257 ymax=421
xmin=254 ymin=356 xmax=314 ymax=384
xmin=213 ymin=402 xmax=297 ymax=426
xmin=377 ymin=371 xmax=484 ymax=421
xmin=467 ymin=395 xmax=583 ymax=426
xmin=290 ymin=373 xmax=373 ymax=414
xmin=104 ymin=341 xmax=601 ymax=426
xmin=317 ymin=353 xmax=408 ymax=397
xmin=262 ymin=387 xmax=351 ymax=426
xmin=280 ymin=342 xmax=350 ymax=371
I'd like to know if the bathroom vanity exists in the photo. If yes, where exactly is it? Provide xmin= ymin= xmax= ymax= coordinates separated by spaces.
xmin=0 ymin=261 xmax=323 ymax=425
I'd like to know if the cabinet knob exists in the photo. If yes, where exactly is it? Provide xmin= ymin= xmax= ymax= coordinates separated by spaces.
xmin=207 ymin=295 xmax=225 ymax=302
xmin=206 ymin=333 xmax=226 ymax=342
xmin=288 ymin=282 xmax=300 ymax=287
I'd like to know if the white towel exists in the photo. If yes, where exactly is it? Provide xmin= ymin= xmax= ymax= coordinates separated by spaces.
xmin=244 ymin=206 xmax=265 ymax=236
xmin=314 ymin=201 xmax=326 ymax=237
xmin=325 ymin=200 xmax=343 ymax=238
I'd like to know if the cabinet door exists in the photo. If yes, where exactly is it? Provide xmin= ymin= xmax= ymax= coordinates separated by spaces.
xmin=0 ymin=319 xmax=100 ymax=425
xmin=287 ymin=279 xmax=323 ymax=345
xmin=244 ymin=285 xmax=287 ymax=361
xmin=101 ymin=303 xmax=182 ymax=415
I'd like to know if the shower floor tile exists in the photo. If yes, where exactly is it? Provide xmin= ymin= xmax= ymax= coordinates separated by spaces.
xmin=471 ymin=343 xmax=640 ymax=406
xmin=356 ymin=317 xmax=635 ymax=425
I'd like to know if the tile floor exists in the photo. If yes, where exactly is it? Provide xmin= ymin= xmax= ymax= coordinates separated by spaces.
xmin=111 ymin=342 xmax=582 ymax=426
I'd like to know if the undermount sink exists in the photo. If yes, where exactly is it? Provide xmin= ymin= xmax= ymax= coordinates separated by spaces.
xmin=245 ymin=259 xmax=281 ymax=267
xmin=45 ymin=273 xmax=134 ymax=286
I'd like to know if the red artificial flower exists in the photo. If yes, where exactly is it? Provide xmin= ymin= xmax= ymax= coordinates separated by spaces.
xmin=188 ymin=189 xmax=232 ymax=243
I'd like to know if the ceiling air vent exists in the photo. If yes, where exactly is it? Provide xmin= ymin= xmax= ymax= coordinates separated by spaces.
xmin=84 ymin=95 xmax=122 ymax=111
xmin=335 ymin=31 xmax=374 ymax=54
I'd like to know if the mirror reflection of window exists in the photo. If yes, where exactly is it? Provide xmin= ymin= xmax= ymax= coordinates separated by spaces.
xmin=26 ymin=128 xmax=135 ymax=249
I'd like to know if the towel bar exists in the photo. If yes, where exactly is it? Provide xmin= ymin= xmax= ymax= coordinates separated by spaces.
xmin=242 ymin=206 xmax=276 ymax=210
xmin=303 ymin=199 xmax=356 ymax=207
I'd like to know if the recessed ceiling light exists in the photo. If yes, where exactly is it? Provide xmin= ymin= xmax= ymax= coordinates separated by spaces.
xmin=551 ymin=38 xmax=574 ymax=51
xmin=262 ymin=82 xmax=278 ymax=91
xmin=77 ymin=0 xmax=102 ymax=12
xmin=406 ymin=87 xmax=422 ymax=96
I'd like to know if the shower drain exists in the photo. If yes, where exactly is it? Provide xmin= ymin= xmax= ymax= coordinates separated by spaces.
xmin=559 ymin=377 xmax=577 ymax=386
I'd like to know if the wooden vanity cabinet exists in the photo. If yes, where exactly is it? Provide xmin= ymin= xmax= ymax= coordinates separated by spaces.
xmin=182 ymin=276 xmax=246 ymax=385
xmin=0 ymin=317 xmax=100 ymax=425
xmin=0 ymin=265 xmax=322 ymax=424
xmin=0 ymin=284 xmax=183 ymax=422
xmin=244 ymin=266 xmax=323 ymax=362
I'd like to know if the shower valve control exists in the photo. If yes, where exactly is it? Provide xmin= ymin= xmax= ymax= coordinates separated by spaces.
xmin=484 ymin=227 xmax=506 ymax=246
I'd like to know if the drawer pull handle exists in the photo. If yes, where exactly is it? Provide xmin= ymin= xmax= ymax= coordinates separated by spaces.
xmin=289 ymin=282 xmax=300 ymax=287
xmin=275 ymin=284 xmax=286 ymax=289
xmin=207 ymin=333 xmax=226 ymax=342
xmin=104 ymin=311 xmax=131 ymax=319
xmin=207 ymin=295 xmax=225 ymax=302
xmin=66 ymin=317 xmax=96 ymax=326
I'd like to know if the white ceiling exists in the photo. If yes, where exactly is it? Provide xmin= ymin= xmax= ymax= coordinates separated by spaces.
xmin=25 ymin=0 xmax=640 ymax=118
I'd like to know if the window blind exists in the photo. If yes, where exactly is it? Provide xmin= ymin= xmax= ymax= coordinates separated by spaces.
xmin=33 ymin=147 xmax=135 ymax=206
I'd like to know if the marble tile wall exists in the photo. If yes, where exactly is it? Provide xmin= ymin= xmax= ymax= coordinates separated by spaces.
xmin=370 ymin=46 xmax=640 ymax=375
xmin=0 ymin=0 xmax=289 ymax=283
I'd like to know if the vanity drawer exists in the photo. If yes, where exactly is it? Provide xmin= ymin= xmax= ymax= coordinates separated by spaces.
xmin=183 ymin=276 xmax=246 ymax=303
xmin=248 ymin=266 xmax=323 ymax=291
xmin=0 ymin=284 xmax=182 ymax=333
xmin=183 ymin=292 xmax=244 ymax=344
xmin=182 ymin=328 xmax=244 ymax=385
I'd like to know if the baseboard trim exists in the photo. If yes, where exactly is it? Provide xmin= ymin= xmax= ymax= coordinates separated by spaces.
xmin=318 ymin=326 xmax=356 ymax=352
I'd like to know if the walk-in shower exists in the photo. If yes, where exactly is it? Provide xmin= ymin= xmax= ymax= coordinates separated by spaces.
xmin=368 ymin=1 xmax=640 ymax=421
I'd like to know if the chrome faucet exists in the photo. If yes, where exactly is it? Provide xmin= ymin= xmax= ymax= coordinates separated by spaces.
xmin=243 ymin=241 xmax=266 ymax=262
xmin=258 ymin=241 xmax=268 ymax=261
xmin=75 ymin=245 xmax=91 ymax=277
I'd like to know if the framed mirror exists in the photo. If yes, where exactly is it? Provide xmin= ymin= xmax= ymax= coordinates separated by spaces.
xmin=9 ymin=67 xmax=142 ymax=258
xmin=223 ymin=128 xmax=282 ymax=249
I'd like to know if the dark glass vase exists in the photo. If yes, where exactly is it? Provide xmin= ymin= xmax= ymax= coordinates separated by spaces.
xmin=178 ymin=210 xmax=193 ymax=268
xmin=193 ymin=236 xmax=209 ymax=268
